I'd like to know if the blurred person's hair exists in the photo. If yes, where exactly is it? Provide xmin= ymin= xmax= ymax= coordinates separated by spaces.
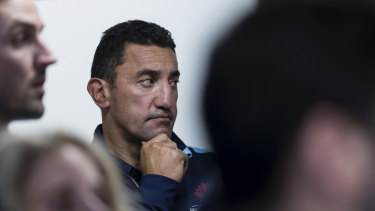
xmin=204 ymin=2 xmax=375 ymax=207
xmin=91 ymin=19 xmax=176 ymax=88
xmin=256 ymin=0 xmax=375 ymax=12
xmin=0 ymin=132 xmax=132 ymax=211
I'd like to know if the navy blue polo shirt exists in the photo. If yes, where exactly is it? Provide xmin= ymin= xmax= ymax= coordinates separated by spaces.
xmin=92 ymin=124 xmax=220 ymax=211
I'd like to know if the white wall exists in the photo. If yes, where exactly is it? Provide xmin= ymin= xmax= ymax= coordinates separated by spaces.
xmin=9 ymin=0 xmax=256 ymax=150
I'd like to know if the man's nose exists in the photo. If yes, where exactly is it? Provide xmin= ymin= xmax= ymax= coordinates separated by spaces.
xmin=154 ymin=81 xmax=173 ymax=109
xmin=35 ymin=37 xmax=57 ymax=70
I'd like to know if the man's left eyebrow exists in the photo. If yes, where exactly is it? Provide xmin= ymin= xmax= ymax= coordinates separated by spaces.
xmin=9 ymin=21 xmax=43 ymax=32
xmin=170 ymin=70 xmax=180 ymax=77
xmin=136 ymin=69 xmax=160 ymax=78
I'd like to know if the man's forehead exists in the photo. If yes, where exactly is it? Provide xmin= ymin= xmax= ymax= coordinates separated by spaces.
xmin=0 ymin=0 xmax=43 ymax=30
xmin=125 ymin=43 xmax=178 ymax=65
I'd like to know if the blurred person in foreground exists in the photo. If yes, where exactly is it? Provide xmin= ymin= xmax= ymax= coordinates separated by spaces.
xmin=0 ymin=132 xmax=134 ymax=211
xmin=87 ymin=20 xmax=219 ymax=211
xmin=0 ymin=0 xmax=56 ymax=132
xmin=204 ymin=1 xmax=375 ymax=211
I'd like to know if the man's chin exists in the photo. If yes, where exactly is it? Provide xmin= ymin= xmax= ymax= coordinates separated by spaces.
xmin=142 ymin=128 xmax=173 ymax=141
xmin=14 ymin=104 xmax=44 ymax=120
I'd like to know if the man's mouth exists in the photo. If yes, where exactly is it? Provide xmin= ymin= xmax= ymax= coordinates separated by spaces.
xmin=149 ymin=115 xmax=171 ymax=121
xmin=31 ymin=77 xmax=45 ymax=94
xmin=147 ymin=114 xmax=173 ymax=121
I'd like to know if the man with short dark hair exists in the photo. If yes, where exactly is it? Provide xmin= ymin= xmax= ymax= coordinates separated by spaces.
xmin=0 ymin=0 xmax=56 ymax=131
xmin=87 ymin=20 xmax=218 ymax=211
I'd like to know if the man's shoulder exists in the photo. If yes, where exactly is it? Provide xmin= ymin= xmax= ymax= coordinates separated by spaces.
xmin=184 ymin=146 xmax=218 ymax=172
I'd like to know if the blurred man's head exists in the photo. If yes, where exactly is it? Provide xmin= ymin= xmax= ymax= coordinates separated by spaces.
xmin=204 ymin=3 xmax=375 ymax=209
xmin=0 ymin=0 xmax=56 ymax=127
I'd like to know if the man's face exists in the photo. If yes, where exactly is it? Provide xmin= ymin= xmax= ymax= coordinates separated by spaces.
xmin=109 ymin=43 xmax=179 ymax=142
xmin=0 ymin=0 xmax=56 ymax=123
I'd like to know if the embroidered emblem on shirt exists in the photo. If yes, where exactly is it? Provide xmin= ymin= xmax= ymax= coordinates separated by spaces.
xmin=194 ymin=182 xmax=209 ymax=201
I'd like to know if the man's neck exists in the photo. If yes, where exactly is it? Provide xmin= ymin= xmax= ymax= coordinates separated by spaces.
xmin=101 ymin=123 xmax=142 ymax=169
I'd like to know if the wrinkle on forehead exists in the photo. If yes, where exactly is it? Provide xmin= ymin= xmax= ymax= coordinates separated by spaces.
xmin=126 ymin=44 xmax=178 ymax=66
xmin=0 ymin=0 xmax=43 ymax=30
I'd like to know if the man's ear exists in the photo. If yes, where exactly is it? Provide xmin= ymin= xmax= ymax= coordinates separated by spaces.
xmin=292 ymin=104 xmax=373 ymax=200
xmin=87 ymin=78 xmax=111 ymax=109
xmin=294 ymin=104 xmax=368 ymax=178
xmin=296 ymin=104 xmax=351 ymax=166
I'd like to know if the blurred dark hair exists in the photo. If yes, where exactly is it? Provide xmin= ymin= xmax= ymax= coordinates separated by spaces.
xmin=91 ymin=20 xmax=176 ymax=88
xmin=204 ymin=3 xmax=375 ymax=206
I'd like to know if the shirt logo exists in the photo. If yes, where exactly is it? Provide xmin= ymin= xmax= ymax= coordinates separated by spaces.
xmin=194 ymin=182 xmax=209 ymax=201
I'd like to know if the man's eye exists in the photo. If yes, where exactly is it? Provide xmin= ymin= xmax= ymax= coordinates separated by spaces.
xmin=170 ymin=79 xmax=180 ymax=87
xmin=12 ymin=31 xmax=31 ymax=47
xmin=140 ymin=79 xmax=154 ymax=87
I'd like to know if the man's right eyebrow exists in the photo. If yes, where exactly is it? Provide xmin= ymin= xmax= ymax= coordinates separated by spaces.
xmin=8 ymin=21 xmax=40 ymax=32
xmin=135 ymin=69 xmax=160 ymax=78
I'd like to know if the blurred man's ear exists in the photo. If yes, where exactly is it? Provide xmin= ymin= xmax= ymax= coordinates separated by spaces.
xmin=292 ymin=104 xmax=373 ymax=202
xmin=296 ymin=104 xmax=362 ymax=168
xmin=87 ymin=78 xmax=111 ymax=109
xmin=296 ymin=104 xmax=351 ymax=161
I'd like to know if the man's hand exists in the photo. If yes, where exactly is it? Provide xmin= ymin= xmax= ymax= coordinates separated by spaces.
xmin=140 ymin=133 xmax=188 ymax=183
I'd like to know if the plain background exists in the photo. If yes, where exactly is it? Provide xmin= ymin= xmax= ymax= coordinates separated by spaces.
xmin=9 ymin=0 xmax=256 ymax=150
